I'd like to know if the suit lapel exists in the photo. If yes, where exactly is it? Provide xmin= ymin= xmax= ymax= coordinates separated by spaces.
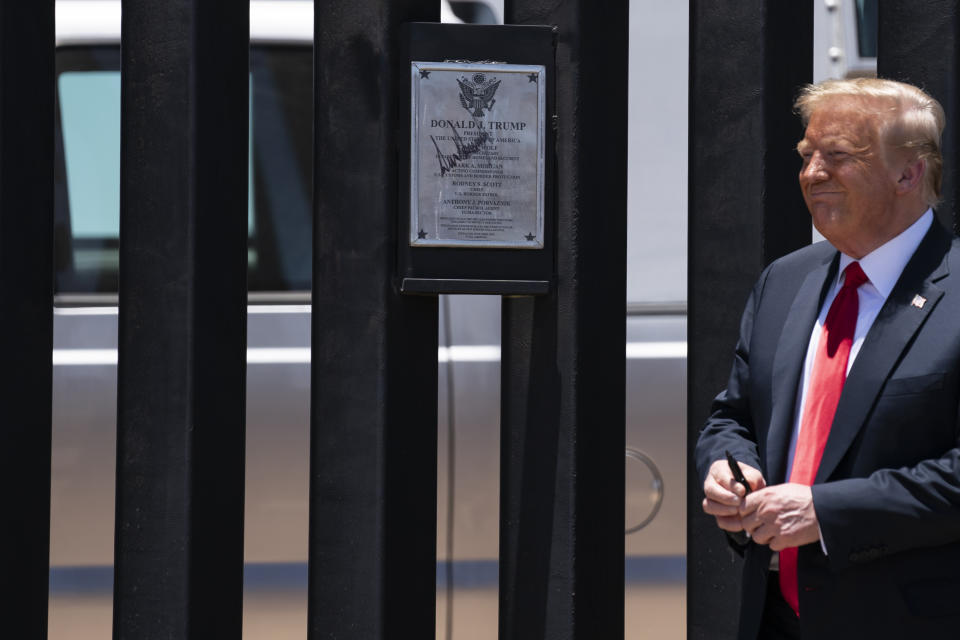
xmin=766 ymin=254 xmax=838 ymax=484
xmin=815 ymin=224 xmax=952 ymax=483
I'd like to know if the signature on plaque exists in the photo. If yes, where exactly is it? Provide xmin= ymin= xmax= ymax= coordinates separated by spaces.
xmin=430 ymin=124 xmax=490 ymax=177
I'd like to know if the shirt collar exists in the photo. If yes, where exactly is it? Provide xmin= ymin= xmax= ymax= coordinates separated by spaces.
xmin=836 ymin=208 xmax=933 ymax=297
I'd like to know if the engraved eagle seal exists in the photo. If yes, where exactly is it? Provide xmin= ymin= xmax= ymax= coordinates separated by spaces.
xmin=457 ymin=73 xmax=501 ymax=117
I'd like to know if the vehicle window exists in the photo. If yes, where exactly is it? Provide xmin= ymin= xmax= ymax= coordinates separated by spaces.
xmin=54 ymin=45 xmax=312 ymax=295
xmin=57 ymin=70 xmax=121 ymax=290
xmin=856 ymin=0 xmax=878 ymax=58
xmin=59 ymin=72 xmax=121 ymax=242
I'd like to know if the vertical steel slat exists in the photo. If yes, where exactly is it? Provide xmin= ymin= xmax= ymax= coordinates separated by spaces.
xmin=687 ymin=2 xmax=812 ymax=639
xmin=0 ymin=2 xmax=54 ymax=636
xmin=114 ymin=1 xmax=248 ymax=637
xmin=499 ymin=1 xmax=628 ymax=638
xmin=878 ymin=0 xmax=959 ymax=233
xmin=308 ymin=0 xmax=439 ymax=638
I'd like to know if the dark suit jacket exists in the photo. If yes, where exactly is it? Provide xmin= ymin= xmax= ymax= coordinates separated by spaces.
xmin=696 ymin=221 xmax=960 ymax=639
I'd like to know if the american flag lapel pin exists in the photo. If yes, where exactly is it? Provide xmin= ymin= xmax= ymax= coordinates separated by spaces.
xmin=911 ymin=294 xmax=927 ymax=309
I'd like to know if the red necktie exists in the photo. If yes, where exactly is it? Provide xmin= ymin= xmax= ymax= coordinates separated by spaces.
xmin=779 ymin=261 xmax=868 ymax=616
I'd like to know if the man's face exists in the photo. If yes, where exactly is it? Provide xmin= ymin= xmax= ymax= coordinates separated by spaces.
xmin=797 ymin=98 xmax=909 ymax=258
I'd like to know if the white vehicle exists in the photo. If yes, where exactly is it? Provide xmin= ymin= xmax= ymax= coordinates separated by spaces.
xmin=49 ymin=1 xmax=876 ymax=638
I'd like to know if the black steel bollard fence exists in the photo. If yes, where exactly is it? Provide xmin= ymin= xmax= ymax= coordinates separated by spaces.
xmin=0 ymin=2 xmax=55 ymax=637
xmin=500 ymin=1 xmax=628 ymax=639
xmin=113 ymin=1 xmax=249 ymax=637
xmin=688 ymin=2 xmax=812 ymax=638
xmin=308 ymin=1 xmax=440 ymax=638
xmin=24 ymin=2 xmax=960 ymax=639
xmin=879 ymin=0 xmax=960 ymax=234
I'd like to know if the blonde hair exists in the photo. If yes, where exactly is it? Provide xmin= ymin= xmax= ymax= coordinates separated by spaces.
xmin=795 ymin=78 xmax=945 ymax=207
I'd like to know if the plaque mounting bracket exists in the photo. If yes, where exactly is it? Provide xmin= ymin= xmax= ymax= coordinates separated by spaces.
xmin=398 ymin=22 xmax=557 ymax=296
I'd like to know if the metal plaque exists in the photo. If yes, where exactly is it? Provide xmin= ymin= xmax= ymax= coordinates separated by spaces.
xmin=410 ymin=61 xmax=545 ymax=248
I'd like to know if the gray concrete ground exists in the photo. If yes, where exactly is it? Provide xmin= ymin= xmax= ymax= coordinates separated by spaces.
xmin=49 ymin=584 xmax=685 ymax=639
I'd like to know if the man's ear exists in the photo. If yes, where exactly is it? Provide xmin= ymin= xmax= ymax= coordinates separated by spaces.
xmin=895 ymin=156 xmax=926 ymax=195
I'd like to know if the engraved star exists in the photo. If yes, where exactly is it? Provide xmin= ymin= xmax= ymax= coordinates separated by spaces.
xmin=420 ymin=69 xmax=431 ymax=79
xmin=527 ymin=73 xmax=538 ymax=83
xmin=418 ymin=229 xmax=428 ymax=239
xmin=525 ymin=232 xmax=536 ymax=241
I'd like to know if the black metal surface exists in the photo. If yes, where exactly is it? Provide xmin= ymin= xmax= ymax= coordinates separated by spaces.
xmin=309 ymin=1 xmax=440 ymax=638
xmin=397 ymin=23 xmax=555 ymax=293
xmin=113 ymin=2 xmax=248 ymax=637
xmin=687 ymin=3 xmax=812 ymax=639
xmin=499 ymin=1 xmax=627 ymax=638
xmin=0 ymin=3 xmax=54 ymax=636
xmin=878 ymin=1 xmax=959 ymax=234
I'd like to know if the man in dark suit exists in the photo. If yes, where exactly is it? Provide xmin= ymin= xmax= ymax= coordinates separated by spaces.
xmin=696 ymin=77 xmax=960 ymax=639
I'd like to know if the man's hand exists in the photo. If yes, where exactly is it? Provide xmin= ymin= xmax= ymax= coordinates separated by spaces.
xmin=739 ymin=483 xmax=820 ymax=551
xmin=702 ymin=458 xmax=765 ymax=532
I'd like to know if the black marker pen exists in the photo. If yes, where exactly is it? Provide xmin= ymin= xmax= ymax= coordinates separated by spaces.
xmin=724 ymin=450 xmax=752 ymax=545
